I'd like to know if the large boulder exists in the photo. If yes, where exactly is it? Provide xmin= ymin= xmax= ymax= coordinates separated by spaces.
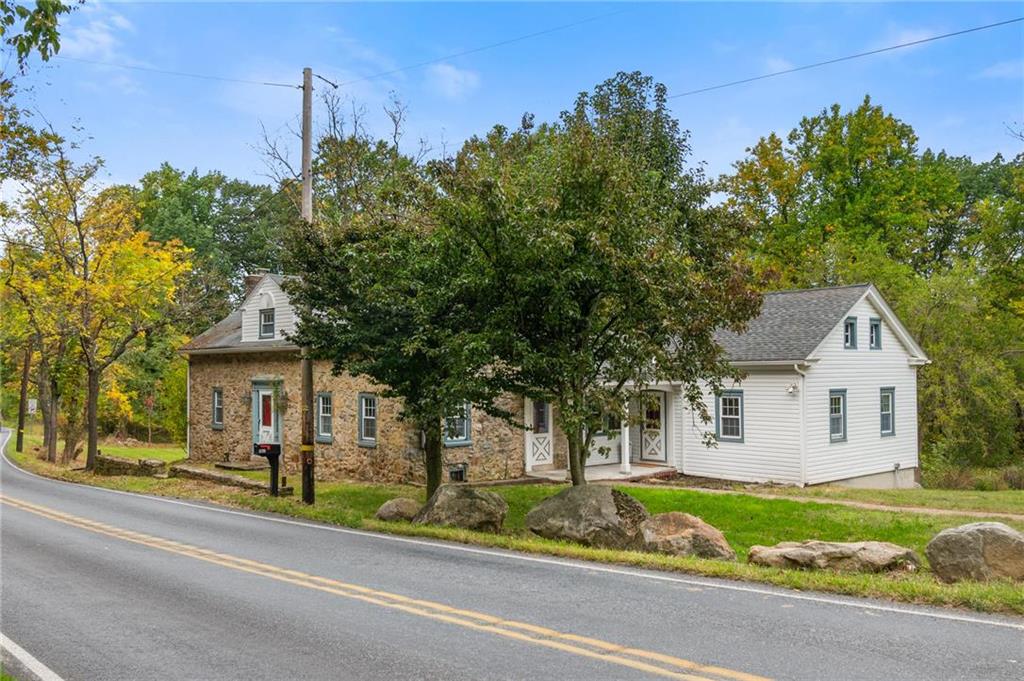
xmin=748 ymin=540 xmax=920 ymax=573
xmin=639 ymin=512 xmax=735 ymax=560
xmin=525 ymin=485 xmax=649 ymax=550
xmin=925 ymin=522 xmax=1024 ymax=583
xmin=413 ymin=485 xmax=508 ymax=533
xmin=375 ymin=497 xmax=422 ymax=522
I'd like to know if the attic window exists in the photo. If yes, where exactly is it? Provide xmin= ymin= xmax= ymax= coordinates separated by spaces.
xmin=843 ymin=317 xmax=857 ymax=349
xmin=259 ymin=308 xmax=275 ymax=339
xmin=869 ymin=318 xmax=882 ymax=350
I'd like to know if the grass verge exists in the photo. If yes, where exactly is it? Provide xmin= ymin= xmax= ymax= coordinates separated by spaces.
xmin=5 ymin=444 xmax=1023 ymax=617
xmin=745 ymin=484 xmax=1024 ymax=516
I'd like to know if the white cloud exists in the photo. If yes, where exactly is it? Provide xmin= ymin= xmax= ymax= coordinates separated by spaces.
xmin=61 ymin=8 xmax=134 ymax=61
xmin=763 ymin=56 xmax=793 ymax=73
xmin=425 ymin=63 xmax=480 ymax=99
xmin=977 ymin=59 xmax=1024 ymax=80
xmin=869 ymin=25 xmax=939 ymax=57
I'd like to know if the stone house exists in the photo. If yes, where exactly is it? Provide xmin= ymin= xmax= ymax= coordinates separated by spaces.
xmin=182 ymin=275 xmax=928 ymax=488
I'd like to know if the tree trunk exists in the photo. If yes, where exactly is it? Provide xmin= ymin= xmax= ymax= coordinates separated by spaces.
xmin=36 ymin=361 xmax=52 ymax=460
xmin=85 ymin=368 xmax=101 ymax=471
xmin=566 ymin=427 xmax=587 ymax=486
xmin=15 ymin=341 xmax=31 ymax=453
xmin=45 ymin=377 xmax=61 ymax=464
xmin=423 ymin=419 xmax=444 ymax=498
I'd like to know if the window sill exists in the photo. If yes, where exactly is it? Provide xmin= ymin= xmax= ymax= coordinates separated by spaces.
xmin=830 ymin=437 xmax=847 ymax=444
xmin=315 ymin=435 xmax=333 ymax=444
xmin=357 ymin=440 xmax=377 ymax=449
xmin=444 ymin=440 xmax=473 ymax=448
xmin=715 ymin=436 xmax=744 ymax=444
xmin=881 ymin=432 xmax=896 ymax=438
xmin=211 ymin=424 xmax=224 ymax=431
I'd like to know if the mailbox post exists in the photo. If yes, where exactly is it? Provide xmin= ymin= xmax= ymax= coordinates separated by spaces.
xmin=253 ymin=443 xmax=281 ymax=496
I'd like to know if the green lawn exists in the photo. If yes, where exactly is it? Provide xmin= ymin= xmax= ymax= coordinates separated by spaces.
xmin=19 ymin=425 xmax=186 ymax=463
xmin=6 ymin=441 xmax=1024 ymax=616
xmin=750 ymin=484 xmax=1024 ymax=516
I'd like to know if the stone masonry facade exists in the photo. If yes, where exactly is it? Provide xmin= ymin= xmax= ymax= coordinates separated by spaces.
xmin=188 ymin=352 xmax=526 ymax=484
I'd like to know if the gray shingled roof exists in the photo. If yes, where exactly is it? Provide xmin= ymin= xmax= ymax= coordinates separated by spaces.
xmin=714 ymin=284 xmax=870 ymax=362
xmin=180 ymin=310 xmax=298 ymax=354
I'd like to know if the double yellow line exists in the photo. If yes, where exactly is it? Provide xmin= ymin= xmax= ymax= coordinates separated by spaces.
xmin=1 ymin=493 xmax=769 ymax=681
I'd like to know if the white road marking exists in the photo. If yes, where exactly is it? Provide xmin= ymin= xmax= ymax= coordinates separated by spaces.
xmin=2 ymin=430 xmax=1022 ymax=633
xmin=0 ymin=632 xmax=67 ymax=681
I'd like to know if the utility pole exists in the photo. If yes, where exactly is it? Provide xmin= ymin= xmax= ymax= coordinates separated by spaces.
xmin=300 ymin=66 xmax=316 ymax=505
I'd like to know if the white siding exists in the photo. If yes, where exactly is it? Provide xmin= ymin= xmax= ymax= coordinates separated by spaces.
xmin=239 ymin=277 xmax=296 ymax=343
xmin=681 ymin=369 xmax=803 ymax=484
xmin=803 ymin=296 xmax=919 ymax=484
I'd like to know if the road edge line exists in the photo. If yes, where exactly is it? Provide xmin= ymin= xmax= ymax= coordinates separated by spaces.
xmin=1 ymin=633 xmax=66 ymax=681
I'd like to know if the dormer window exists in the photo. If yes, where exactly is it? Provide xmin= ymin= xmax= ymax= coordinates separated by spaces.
xmin=869 ymin=318 xmax=882 ymax=350
xmin=843 ymin=317 xmax=857 ymax=349
xmin=259 ymin=308 xmax=275 ymax=339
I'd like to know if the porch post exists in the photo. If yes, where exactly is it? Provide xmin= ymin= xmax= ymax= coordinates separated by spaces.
xmin=619 ymin=398 xmax=631 ymax=475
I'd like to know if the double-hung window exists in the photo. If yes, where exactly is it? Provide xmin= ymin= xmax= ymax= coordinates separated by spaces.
xmin=358 ymin=393 xmax=377 ymax=446
xmin=212 ymin=388 xmax=224 ymax=429
xmin=880 ymin=387 xmax=895 ymax=437
xmin=444 ymin=403 xmax=472 ymax=446
xmin=259 ymin=308 xmax=275 ymax=339
xmin=829 ymin=389 xmax=847 ymax=442
xmin=316 ymin=392 xmax=333 ymax=443
xmin=843 ymin=317 xmax=857 ymax=349
xmin=869 ymin=318 xmax=882 ymax=350
xmin=716 ymin=390 xmax=744 ymax=442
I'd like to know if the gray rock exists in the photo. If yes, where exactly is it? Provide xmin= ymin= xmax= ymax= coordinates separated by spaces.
xmin=525 ymin=485 xmax=649 ymax=550
xmin=640 ymin=512 xmax=735 ymax=560
xmin=925 ymin=522 xmax=1024 ymax=583
xmin=413 ymin=485 xmax=508 ymax=533
xmin=375 ymin=497 xmax=421 ymax=522
xmin=748 ymin=540 xmax=920 ymax=573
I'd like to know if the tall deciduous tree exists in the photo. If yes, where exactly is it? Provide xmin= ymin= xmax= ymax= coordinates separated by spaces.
xmin=436 ymin=72 xmax=762 ymax=485
xmin=4 ymin=141 xmax=191 ymax=469
xmin=286 ymin=106 xmax=503 ymax=497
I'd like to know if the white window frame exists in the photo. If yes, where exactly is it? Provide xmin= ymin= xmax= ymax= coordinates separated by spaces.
xmin=829 ymin=389 xmax=847 ymax=442
xmin=358 ymin=393 xmax=377 ymax=446
xmin=880 ymin=387 xmax=895 ymax=437
xmin=444 ymin=402 xmax=472 ymax=447
xmin=212 ymin=387 xmax=224 ymax=429
xmin=869 ymin=317 xmax=882 ymax=350
xmin=843 ymin=317 xmax=857 ymax=349
xmin=259 ymin=308 xmax=275 ymax=339
xmin=716 ymin=390 xmax=744 ymax=442
xmin=316 ymin=392 xmax=333 ymax=443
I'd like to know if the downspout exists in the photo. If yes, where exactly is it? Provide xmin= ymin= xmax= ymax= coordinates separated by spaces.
xmin=794 ymin=363 xmax=807 ymax=487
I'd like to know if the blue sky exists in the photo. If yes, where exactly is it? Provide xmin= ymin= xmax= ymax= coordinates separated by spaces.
xmin=13 ymin=1 xmax=1024 ymax=187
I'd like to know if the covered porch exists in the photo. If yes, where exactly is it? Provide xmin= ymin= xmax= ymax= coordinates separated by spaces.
xmin=522 ymin=387 xmax=680 ymax=481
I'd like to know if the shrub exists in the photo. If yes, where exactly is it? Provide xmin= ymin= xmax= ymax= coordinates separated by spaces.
xmin=1001 ymin=465 xmax=1024 ymax=491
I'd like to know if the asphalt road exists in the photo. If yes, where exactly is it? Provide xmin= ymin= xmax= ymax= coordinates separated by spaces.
xmin=1 ymin=429 xmax=1022 ymax=681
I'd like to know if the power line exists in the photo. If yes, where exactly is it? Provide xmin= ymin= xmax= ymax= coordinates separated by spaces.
xmin=334 ymin=7 xmax=630 ymax=87
xmin=670 ymin=16 xmax=1024 ymax=99
xmin=52 ymin=55 xmax=301 ymax=89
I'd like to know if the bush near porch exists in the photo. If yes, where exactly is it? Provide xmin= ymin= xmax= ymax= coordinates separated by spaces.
xmin=8 ymin=440 xmax=1023 ymax=616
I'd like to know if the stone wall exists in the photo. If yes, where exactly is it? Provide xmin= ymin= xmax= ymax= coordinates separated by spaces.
xmin=188 ymin=352 xmax=526 ymax=484
xmin=94 ymin=453 xmax=166 ymax=477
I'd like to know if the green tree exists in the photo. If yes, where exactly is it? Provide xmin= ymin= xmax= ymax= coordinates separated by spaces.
xmin=285 ymin=110 xmax=500 ymax=496
xmin=722 ymin=96 xmax=963 ymax=284
xmin=436 ymin=72 xmax=762 ymax=485
xmin=137 ymin=164 xmax=292 ymax=334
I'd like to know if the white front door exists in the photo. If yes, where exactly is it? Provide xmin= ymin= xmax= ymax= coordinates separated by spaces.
xmin=526 ymin=399 xmax=554 ymax=469
xmin=255 ymin=388 xmax=279 ymax=445
xmin=640 ymin=391 xmax=666 ymax=462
